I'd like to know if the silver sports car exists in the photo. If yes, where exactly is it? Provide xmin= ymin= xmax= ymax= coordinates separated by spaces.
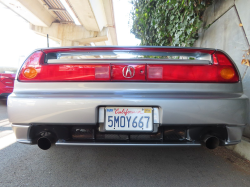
xmin=8 ymin=46 xmax=249 ymax=150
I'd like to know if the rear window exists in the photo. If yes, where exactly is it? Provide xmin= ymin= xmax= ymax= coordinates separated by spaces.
xmin=45 ymin=50 xmax=208 ymax=60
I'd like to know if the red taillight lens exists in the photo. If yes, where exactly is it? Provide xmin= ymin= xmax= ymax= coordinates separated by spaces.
xmin=214 ymin=51 xmax=239 ymax=82
xmin=18 ymin=51 xmax=110 ymax=81
xmin=147 ymin=65 xmax=219 ymax=82
xmin=147 ymin=52 xmax=239 ymax=83
xmin=19 ymin=51 xmax=43 ymax=81
xmin=20 ymin=64 xmax=110 ymax=81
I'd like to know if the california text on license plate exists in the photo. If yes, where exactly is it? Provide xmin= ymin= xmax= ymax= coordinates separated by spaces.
xmin=105 ymin=107 xmax=153 ymax=131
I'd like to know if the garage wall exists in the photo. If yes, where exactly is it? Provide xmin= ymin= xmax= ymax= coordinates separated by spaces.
xmin=194 ymin=0 xmax=250 ymax=138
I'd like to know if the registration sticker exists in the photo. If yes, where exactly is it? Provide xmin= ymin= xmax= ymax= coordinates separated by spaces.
xmin=144 ymin=109 xmax=151 ymax=113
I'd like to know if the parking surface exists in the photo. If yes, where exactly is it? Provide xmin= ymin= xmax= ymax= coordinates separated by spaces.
xmin=1 ymin=99 xmax=250 ymax=187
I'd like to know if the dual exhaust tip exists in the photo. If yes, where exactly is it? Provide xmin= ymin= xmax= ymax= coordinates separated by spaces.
xmin=37 ymin=133 xmax=220 ymax=150
xmin=203 ymin=135 xmax=220 ymax=149
xmin=37 ymin=134 xmax=56 ymax=150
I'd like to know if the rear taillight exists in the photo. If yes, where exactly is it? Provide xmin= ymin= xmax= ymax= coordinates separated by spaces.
xmin=1 ymin=78 xmax=14 ymax=86
xmin=18 ymin=49 xmax=239 ymax=83
xmin=19 ymin=51 xmax=43 ymax=81
xmin=213 ymin=51 xmax=239 ymax=82
xmin=18 ymin=51 xmax=110 ymax=81
xmin=147 ymin=51 xmax=239 ymax=83
xmin=0 ymin=75 xmax=14 ymax=86
xmin=147 ymin=65 xmax=219 ymax=82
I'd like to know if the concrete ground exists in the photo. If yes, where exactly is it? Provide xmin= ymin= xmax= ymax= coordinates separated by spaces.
xmin=1 ymin=100 xmax=250 ymax=187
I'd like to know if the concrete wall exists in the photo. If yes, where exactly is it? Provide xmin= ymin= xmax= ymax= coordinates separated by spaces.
xmin=194 ymin=0 xmax=250 ymax=138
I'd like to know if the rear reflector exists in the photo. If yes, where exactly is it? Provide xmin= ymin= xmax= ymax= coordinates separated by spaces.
xmin=148 ymin=67 xmax=163 ymax=79
xmin=18 ymin=49 xmax=239 ymax=83
xmin=95 ymin=66 xmax=109 ymax=79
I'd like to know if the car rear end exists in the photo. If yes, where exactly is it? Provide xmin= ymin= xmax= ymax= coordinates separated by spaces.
xmin=0 ymin=73 xmax=15 ymax=97
xmin=8 ymin=47 xmax=249 ymax=150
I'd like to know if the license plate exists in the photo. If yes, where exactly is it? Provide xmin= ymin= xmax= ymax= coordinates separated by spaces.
xmin=105 ymin=107 xmax=153 ymax=131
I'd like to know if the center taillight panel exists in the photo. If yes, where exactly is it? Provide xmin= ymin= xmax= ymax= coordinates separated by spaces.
xmin=111 ymin=64 xmax=146 ymax=81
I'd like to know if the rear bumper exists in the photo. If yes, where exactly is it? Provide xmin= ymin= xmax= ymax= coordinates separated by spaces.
xmin=8 ymin=93 xmax=248 ymax=125
xmin=12 ymin=124 xmax=32 ymax=144
xmin=8 ymin=81 xmax=249 ymax=146
xmin=0 ymin=93 xmax=11 ymax=97
xmin=11 ymin=124 xmax=244 ymax=146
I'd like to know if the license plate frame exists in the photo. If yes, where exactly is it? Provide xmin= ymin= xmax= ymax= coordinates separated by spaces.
xmin=104 ymin=107 xmax=154 ymax=132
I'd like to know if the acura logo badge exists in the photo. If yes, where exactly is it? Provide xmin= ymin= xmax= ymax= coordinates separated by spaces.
xmin=122 ymin=66 xmax=135 ymax=78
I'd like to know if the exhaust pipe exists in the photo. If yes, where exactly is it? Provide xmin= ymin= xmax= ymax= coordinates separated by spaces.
xmin=203 ymin=135 xmax=219 ymax=149
xmin=37 ymin=133 xmax=57 ymax=150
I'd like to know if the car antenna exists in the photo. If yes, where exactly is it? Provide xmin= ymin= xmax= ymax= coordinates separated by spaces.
xmin=47 ymin=34 xmax=49 ymax=48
